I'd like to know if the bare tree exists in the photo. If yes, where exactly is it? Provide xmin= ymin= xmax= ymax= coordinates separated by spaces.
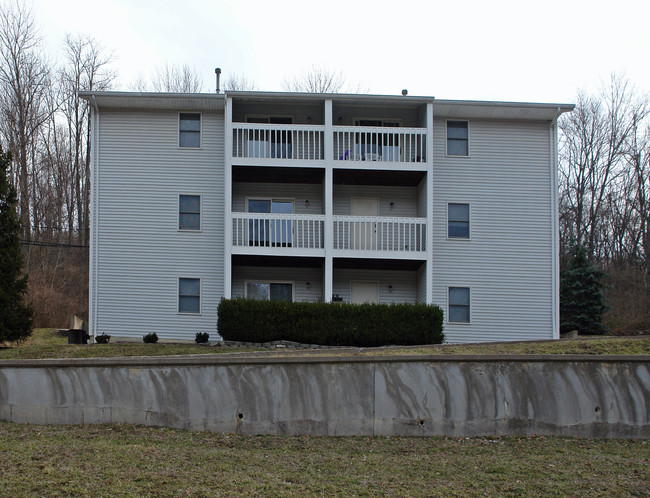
xmin=0 ymin=0 xmax=52 ymax=241
xmin=626 ymin=109 xmax=650 ymax=318
xmin=559 ymin=76 xmax=648 ymax=258
xmin=223 ymin=72 xmax=256 ymax=91
xmin=559 ymin=75 xmax=650 ymax=330
xmin=59 ymin=34 xmax=114 ymax=245
xmin=283 ymin=65 xmax=346 ymax=93
xmin=151 ymin=62 xmax=203 ymax=93
xmin=130 ymin=73 xmax=149 ymax=92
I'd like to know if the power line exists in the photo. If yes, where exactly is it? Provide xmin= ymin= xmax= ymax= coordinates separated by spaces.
xmin=20 ymin=240 xmax=89 ymax=249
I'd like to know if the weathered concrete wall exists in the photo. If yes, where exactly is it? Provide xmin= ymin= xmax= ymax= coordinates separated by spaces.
xmin=0 ymin=355 xmax=648 ymax=438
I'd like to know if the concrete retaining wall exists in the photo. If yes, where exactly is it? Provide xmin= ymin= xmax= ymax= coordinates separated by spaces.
xmin=1 ymin=354 xmax=648 ymax=438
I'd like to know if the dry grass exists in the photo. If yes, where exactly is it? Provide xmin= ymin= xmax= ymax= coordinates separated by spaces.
xmin=1 ymin=329 xmax=649 ymax=361
xmin=0 ymin=422 xmax=647 ymax=496
xmin=24 ymin=244 xmax=89 ymax=329
xmin=0 ymin=329 xmax=257 ymax=360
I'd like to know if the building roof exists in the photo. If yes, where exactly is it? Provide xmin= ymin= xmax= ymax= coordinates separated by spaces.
xmin=79 ymin=91 xmax=226 ymax=111
xmin=80 ymin=90 xmax=573 ymax=120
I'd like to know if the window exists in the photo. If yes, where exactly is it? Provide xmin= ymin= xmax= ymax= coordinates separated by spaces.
xmin=179 ymin=195 xmax=200 ymax=230
xmin=246 ymin=116 xmax=293 ymax=158
xmin=354 ymin=119 xmax=401 ymax=161
xmin=179 ymin=278 xmax=200 ymax=313
xmin=448 ymin=203 xmax=470 ymax=239
xmin=179 ymin=113 xmax=201 ymax=147
xmin=447 ymin=121 xmax=468 ymax=156
xmin=246 ymin=281 xmax=293 ymax=302
xmin=247 ymin=199 xmax=293 ymax=247
xmin=449 ymin=287 xmax=470 ymax=323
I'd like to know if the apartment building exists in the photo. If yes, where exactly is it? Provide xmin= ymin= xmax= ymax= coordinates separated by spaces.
xmin=81 ymin=90 xmax=572 ymax=343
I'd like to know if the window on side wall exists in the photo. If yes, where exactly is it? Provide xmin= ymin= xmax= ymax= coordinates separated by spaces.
xmin=179 ymin=278 xmax=201 ymax=314
xmin=245 ymin=281 xmax=293 ymax=302
xmin=447 ymin=120 xmax=468 ymax=156
xmin=448 ymin=203 xmax=470 ymax=239
xmin=179 ymin=113 xmax=201 ymax=147
xmin=179 ymin=195 xmax=201 ymax=230
xmin=448 ymin=287 xmax=470 ymax=323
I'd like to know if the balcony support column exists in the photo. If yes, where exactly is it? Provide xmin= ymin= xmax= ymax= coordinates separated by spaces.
xmin=224 ymin=97 xmax=233 ymax=299
xmin=324 ymin=99 xmax=334 ymax=302
xmin=426 ymin=101 xmax=434 ymax=304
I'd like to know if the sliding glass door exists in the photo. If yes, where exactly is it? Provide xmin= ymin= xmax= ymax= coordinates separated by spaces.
xmin=248 ymin=199 xmax=293 ymax=247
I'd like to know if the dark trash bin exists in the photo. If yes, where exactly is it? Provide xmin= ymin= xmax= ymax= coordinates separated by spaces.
xmin=68 ymin=329 xmax=90 ymax=344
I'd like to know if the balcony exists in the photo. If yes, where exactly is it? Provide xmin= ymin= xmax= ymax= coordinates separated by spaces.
xmin=334 ymin=126 xmax=426 ymax=165
xmin=333 ymin=216 xmax=426 ymax=258
xmin=232 ymin=213 xmax=325 ymax=256
xmin=232 ymin=213 xmax=427 ymax=259
xmin=231 ymin=123 xmax=427 ymax=168
xmin=232 ymin=123 xmax=325 ymax=164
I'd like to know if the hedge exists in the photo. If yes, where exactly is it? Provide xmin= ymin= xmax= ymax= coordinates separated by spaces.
xmin=217 ymin=298 xmax=444 ymax=347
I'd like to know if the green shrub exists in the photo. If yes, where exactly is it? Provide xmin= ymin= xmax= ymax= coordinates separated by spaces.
xmin=95 ymin=333 xmax=111 ymax=344
xmin=195 ymin=332 xmax=209 ymax=344
xmin=561 ymin=244 xmax=608 ymax=335
xmin=143 ymin=332 xmax=158 ymax=344
xmin=217 ymin=298 xmax=444 ymax=346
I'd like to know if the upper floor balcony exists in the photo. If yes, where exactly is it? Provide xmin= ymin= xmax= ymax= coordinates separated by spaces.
xmin=333 ymin=126 xmax=426 ymax=165
xmin=231 ymin=122 xmax=427 ymax=169
xmin=231 ymin=212 xmax=426 ymax=260
xmin=232 ymin=123 xmax=326 ymax=164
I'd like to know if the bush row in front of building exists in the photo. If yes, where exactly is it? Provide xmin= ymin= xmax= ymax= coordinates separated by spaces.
xmin=217 ymin=298 xmax=444 ymax=346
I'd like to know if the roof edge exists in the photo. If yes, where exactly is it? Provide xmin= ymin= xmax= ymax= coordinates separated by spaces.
xmin=79 ymin=90 xmax=226 ymax=100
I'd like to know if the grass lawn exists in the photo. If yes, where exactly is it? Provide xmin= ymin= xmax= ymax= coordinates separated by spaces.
xmin=0 ymin=422 xmax=647 ymax=496
xmin=1 ymin=328 xmax=649 ymax=360
xmin=0 ymin=328 xmax=259 ymax=360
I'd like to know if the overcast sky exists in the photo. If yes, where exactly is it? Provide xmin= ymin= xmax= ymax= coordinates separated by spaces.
xmin=27 ymin=0 xmax=650 ymax=103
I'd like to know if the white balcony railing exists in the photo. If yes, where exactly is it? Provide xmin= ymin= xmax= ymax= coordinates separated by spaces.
xmin=232 ymin=123 xmax=325 ymax=160
xmin=333 ymin=126 xmax=427 ymax=163
xmin=232 ymin=213 xmax=325 ymax=249
xmin=333 ymin=216 xmax=426 ymax=252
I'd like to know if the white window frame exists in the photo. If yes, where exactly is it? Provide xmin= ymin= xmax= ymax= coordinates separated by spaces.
xmin=178 ymin=194 xmax=202 ymax=232
xmin=446 ymin=202 xmax=471 ymax=240
xmin=178 ymin=277 xmax=202 ymax=315
xmin=178 ymin=112 xmax=202 ymax=149
xmin=244 ymin=280 xmax=295 ymax=301
xmin=447 ymin=286 xmax=471 ymax=324
xmin=245 ymin=114 xmax=294 ymax=124
xmin=445 ymin=119 xmax=470 ymax=157
xmin=353 ymin=118 xmax=403 ymax=127
xmin=245 ymin=197 xmax=295 ymax=213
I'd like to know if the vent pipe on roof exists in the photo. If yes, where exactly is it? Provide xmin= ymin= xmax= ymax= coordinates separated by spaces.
xmin=215 ymin=68 xmax=221 ymax=93
xmin=402 ymin=89 xmax=408 ymax=96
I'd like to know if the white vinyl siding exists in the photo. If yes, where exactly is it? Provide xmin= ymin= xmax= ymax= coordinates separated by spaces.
xmin=333 ymin=185 xmax=419 ymax=217
xmin=331 ymin=105 xmax=423 ymax=127
xmin=94 ymin=110 xmax=225 ymax=340
xmin=432 ymin=118 xmax=553 ymax=343
xmin=332 ymin=269 xmax=417 ymax=304
xmin=416 ymin=263 xmax=427 ymax=304
xmin=233 ymin=183 xmax=323 ymax=214
xmin=232 ymin=266 xmax=322 ymax=302
xmin=417 ymin=177 xmax=427 ymax=218
xmin=233 ymin=102 xmax=324 ymax=124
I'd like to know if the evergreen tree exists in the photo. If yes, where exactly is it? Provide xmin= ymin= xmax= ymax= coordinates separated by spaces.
xmin=560 ymin=245 xmax=608 ymax=335
xmin=0 ymin=145 xmax=33 ymax=342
